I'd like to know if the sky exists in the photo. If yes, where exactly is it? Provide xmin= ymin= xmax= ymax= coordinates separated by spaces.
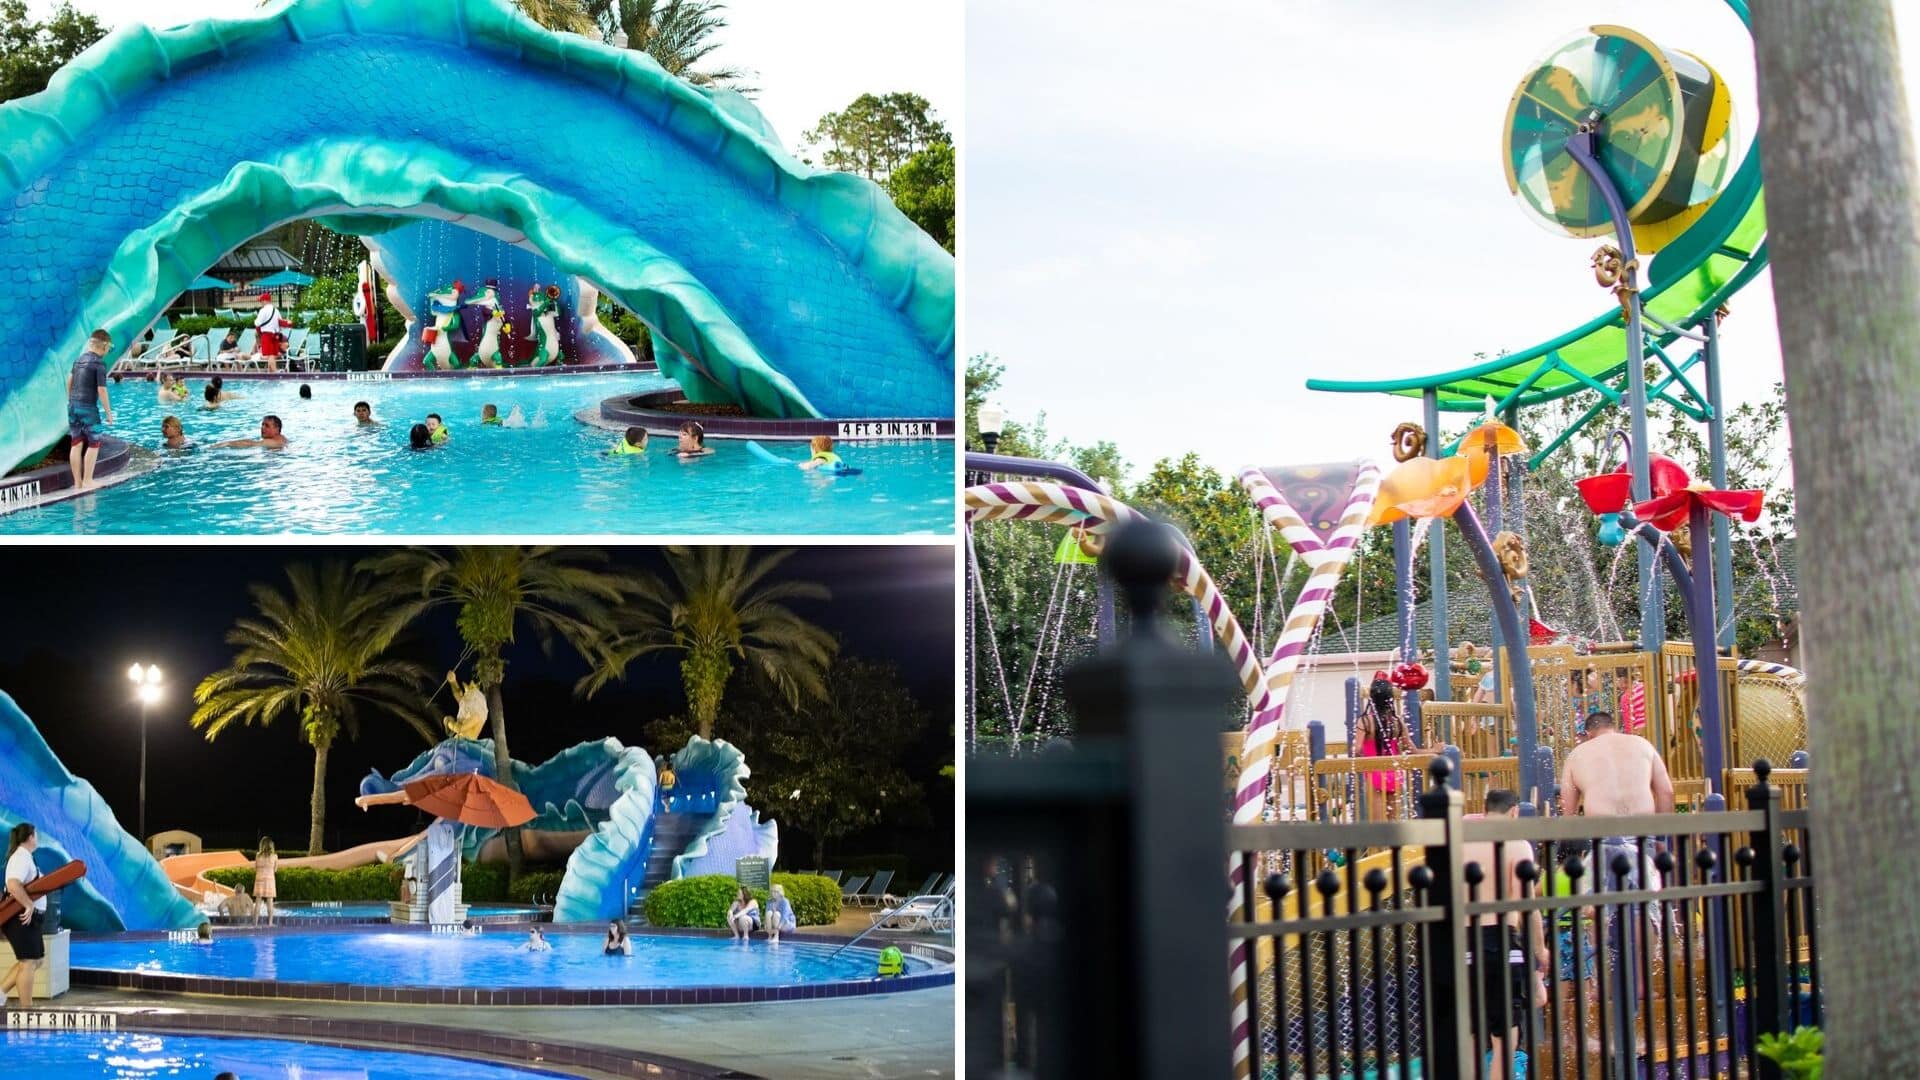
xmin=966 ymin=0 xmax=1920 ymax=479
xmin=0 ymin=545 xmax=953 ymax=857
xmin=29 ymin=0 xmax=961 ymax=150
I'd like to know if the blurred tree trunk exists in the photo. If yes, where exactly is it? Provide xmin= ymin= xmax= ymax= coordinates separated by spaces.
xmin=1753 ymin=0 xmax=1920 ymax=1070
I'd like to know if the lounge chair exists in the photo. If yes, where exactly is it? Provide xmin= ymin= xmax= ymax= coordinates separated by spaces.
xmin=851 ymin=870 xmax=895 ymax=908
xmin=820 ymin=870 xmax=843 ymax=885
xmin=838 ymin=875 xmax=869 ymax=903
xmin=869 ymin=881 xmax=956 ymax=931
xmin=907 ymin=872 xmax=941 ymax=898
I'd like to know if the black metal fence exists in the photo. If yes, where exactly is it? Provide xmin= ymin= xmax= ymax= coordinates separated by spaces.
xmin=968 ymin=524 xmax=1821 ymax=1080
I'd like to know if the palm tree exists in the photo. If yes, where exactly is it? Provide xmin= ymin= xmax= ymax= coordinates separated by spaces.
xmin=514 ymin=0 xmax=597 ymax=35
xmin=191 ymin=562 xmax=437 ymax=854
xmin=361 ymin=547 xmax=634 ymax=879
xmin=1753 ymin=0 xmax=1920 ymax=1069
xmin=614 ymin=547 xmax=836 ymax=742
xmin=591 ymin=0 xmax=752 ymax=88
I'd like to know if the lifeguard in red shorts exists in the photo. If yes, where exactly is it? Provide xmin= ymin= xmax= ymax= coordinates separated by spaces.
xmin=254 ymin=292 xmax=292 ymax=372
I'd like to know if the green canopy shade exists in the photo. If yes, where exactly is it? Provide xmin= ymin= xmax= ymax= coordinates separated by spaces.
xmin=252 ymin=269 xmax=314 ymax=288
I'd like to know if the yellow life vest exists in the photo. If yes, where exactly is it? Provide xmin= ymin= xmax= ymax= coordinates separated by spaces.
xmin=877 ymin=946 xmax=904 ymax=977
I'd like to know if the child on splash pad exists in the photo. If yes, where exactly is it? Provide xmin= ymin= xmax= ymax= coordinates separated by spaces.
xmin=610 ymin=427 xmax=648 ymax=457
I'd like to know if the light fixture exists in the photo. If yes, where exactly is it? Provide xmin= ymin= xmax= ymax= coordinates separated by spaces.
xmin=127 ymin=663 xmax=145 ymax=683
xmin=976 ymin=403 xmax=1005 ymax=454
xmin=137 ymin=684 xmax=161 ymax=705
xmin=144 ymin=664 xmax=161 ymax=685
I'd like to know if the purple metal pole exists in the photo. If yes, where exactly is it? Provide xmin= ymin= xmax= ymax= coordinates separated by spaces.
xmin=1621 ymin=507 xmax=1729 ymax=793
xmin=1451 ymin=503 xmax=1541 ymax=802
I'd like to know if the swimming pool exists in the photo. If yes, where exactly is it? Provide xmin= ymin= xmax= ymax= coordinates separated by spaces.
xmin=0 ymin=373 xmax=953 ymax=534
xmin=71 ymin=929 xmax=946 ymax=1004
xmin=0 ymin=1029 xmax=581 ymax=1079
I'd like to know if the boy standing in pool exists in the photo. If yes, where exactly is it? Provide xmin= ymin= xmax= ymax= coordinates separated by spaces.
xmin=65 ymin=329 xmax=115 ymax=491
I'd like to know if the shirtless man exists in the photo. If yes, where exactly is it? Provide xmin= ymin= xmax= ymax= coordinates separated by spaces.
xmin=214 ymin=414 xmax=289 ymax=450
xmin=1461 ymin=789 xmax=1548 ymax=1073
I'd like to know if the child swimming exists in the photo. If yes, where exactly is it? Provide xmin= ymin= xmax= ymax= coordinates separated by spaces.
xmin=426 ymin=413 xmax=449 ymax=445
xmin=799 ymin=435 xmax=845 ymax=472
xmin=409 ymin=423 xmax=435 ymax=450
xmin=611 ymin=427 xmax=647 ymax=456
xmin=160 ymin=415 xmax=193 ymax=449
xmin=524 ymin=927 xmax=551 ymax=952
xmin=675 ymin=421 xmax=713 ymax=459
xmin=481 ymin=404 xmax=502 ymax=426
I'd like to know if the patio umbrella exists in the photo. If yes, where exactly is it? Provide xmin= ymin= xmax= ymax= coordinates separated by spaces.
xmin=253 ymin=269 xmax=315 ymax=288
xmin=399 ymin=771 xmax=535 ymax=829
xmin=187 ymin=274 xmax=232 ymax=291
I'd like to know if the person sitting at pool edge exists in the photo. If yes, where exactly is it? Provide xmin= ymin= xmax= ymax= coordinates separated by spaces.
xmin=726 ymin=886 xmax=759 ymax=942
xmin=799 ymin=434 xmax=843 ymax=472
xmin=353 ymin=401 xmax=374 ymax=425
xmin=612 ymin=427 xmax=647 ymax=456
xmin=214 ymin=414 xmax=288 ymax=450
xmin=409 ymin=423 xmax=435 ymax=450
xmin=426 ymin=413 xmax=449 ymax=445
xmin=525 ymin=926 xmax=551 ymax=952
xmin=161 ymin=415 xmax=193 ymax=450
xmin=603 ymin=920 xmax=631 ymax=956
xmin=763 ymin=883 xmax=796 ymax=944
xmin=676 ymin=420 xmax=712 ymax=459
xmin=482 ymin=404 xmax=502 ymax=426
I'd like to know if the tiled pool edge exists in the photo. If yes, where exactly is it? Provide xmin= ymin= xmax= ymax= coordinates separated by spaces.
xmin=597 ymin=390 xmax=953 ymax=442
xmin=25 ymin=1006 xmax=756 ymax=1080
xmin=69 ymin=927 xmax=956 ymax=1006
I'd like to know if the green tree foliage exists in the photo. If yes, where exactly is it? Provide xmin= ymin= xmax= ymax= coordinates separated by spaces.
xmin=589 ymin=0 xmax=750 ymax=88
xmin=0 ymin=0 xmax=106 ymax=104
xmin=887 ymin=142 xmax=954 ymax=252
xmin=803 ymin=92 xmax=949 ymax=182
xmin=191 ymin=562 xmax=437 ymax=854
xmin=612 ymin=547 xmax=836 ymax=742
xmin=514 ymin=0 xmax=597 ymax=35
xmin=746 ymin=657 xmax=928 ymax=868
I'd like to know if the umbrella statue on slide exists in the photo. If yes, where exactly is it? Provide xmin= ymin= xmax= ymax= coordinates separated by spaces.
xmin=356 ymin=773 xmax=535 ymax=925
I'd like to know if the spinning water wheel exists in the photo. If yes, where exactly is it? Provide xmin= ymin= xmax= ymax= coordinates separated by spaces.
xmin=1503 ymin=25 xmax=1736 ymax=252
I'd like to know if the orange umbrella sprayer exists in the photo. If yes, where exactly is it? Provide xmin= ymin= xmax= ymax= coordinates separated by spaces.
xmin=400 ymin=772 xmax=536 ymax=829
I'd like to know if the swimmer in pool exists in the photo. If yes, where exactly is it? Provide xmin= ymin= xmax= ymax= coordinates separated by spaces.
xmin=213 ymin=414 xmax=288 ymax=450
xmin=610 ymin=427 xmax=647 ymax=456
xmin=298 ymin=384 xmax=312 ymax=400
xmin=675 ymin=421 xmax=713 ymax=459
xmin=525 ymin=927 xmax=551 ymax=952
xmin=160 ymin=415 xmax=193 ymax=450
xmin=201 ymin=376 xmax=241 ymax=408
xmin=156 ymin=373 xmax=188 ymax=403
xmin=798 ymin=435 xmax=846 ymax=472
xmin=481 ymin=404 xmax=502 ymax=426
xmin=603 ymin=920 xmax=631 ymax=956
xmin=353 ymin=401 xmax=375 ymax=425
xmin=409 ymin=423 xmax=435 ymax=450
xmin=426 ymin=413 xmax=449 ymax=445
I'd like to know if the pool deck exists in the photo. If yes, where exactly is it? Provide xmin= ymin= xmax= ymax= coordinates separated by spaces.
xmin=55 ymin=914 xmax=954 ymax=1078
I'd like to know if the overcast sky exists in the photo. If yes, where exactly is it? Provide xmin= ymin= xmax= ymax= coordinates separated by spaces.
xmin=30 ymin=0 xmax=960 ymax=150
xmin=966 ymin=0 xmax=1919 ymax=480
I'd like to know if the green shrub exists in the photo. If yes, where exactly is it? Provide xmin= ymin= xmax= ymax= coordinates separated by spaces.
xmin=1757 ymin=1027 xmax=1823 ymax=1080
xmin=461 ymin=861 xmax=509 ymax=903
xmin=508 ymin=870 xmax=566 ymax=905
xmin=202 ymin=860 xmax=510 ymax=903
xmin=643 ymin=873 xmax=841 ymax=928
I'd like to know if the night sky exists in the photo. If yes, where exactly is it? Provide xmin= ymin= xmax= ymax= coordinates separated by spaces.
xmin=0 ymin=544 xmax=953 ymax=866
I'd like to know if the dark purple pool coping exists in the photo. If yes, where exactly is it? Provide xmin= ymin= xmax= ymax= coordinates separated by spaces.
xmin=12 ymin=1006 xmax=759 ymax=1079
xmin=597 ymin=390 xmax=952 ymax=443
xmin=113 ymin=361 xmax=653 ymax=382
xmin=70 ymin=924 xmax=954 ymax=1007
xmin=0 ymin=437 xmax=132 ymax=502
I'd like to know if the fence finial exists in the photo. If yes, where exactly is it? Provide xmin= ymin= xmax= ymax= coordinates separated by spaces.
xmin=1100 ymin=520 xmax=1179 ymax=633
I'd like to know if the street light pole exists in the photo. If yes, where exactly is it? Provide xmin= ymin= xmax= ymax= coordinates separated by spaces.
xmin=128 ymin=663 xmax=162 ymax=845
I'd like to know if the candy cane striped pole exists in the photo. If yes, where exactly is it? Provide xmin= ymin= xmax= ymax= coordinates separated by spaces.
xmin=1226 ymin=463 xmax=1381 ymax=1080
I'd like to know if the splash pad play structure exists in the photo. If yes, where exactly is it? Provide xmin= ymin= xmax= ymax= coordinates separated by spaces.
xmin=0 ymin=0 xmax=954 ymax=519
xmin=967 ymin=5 xmax=1808 ymax=1075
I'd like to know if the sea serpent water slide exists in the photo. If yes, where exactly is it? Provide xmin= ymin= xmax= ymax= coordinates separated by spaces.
xmin=0 ymin=0 xmax=954 ymax=473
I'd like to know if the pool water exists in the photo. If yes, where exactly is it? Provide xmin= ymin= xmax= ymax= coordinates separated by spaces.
xmin=72 ymin=929 xmax=930 ymax=989
xmin=0 ymin=1030 xmax=579 ymax=1079
xmin=0 ymin=373 xmax=953 ymax=534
